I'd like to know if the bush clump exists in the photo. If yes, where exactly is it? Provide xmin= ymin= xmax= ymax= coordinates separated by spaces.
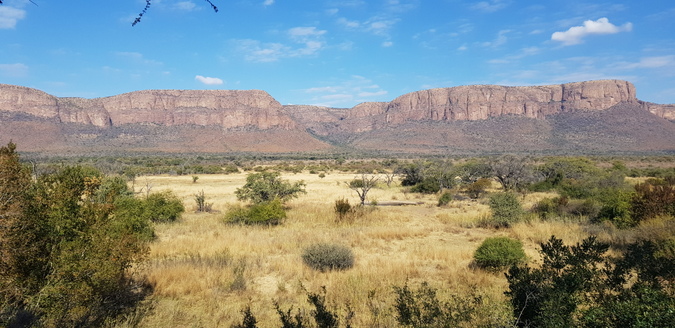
xmin=302 ymin=243 xmax=354 ymax=272
xmin=224 ymin=199 xmax=286 ymax=225
xmin=474 ymin=237 xmax=526 ymax=271
xmin=437 ymin=192 xmax=453 ymax=206
xmin=486 ymin=192 xmax=524 ymax=228
xmin=334 ymin=198 xmax=353 ymax=222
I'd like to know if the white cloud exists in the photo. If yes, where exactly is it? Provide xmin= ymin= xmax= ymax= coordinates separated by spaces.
xmin=0 ymin=63 xmax=28 ymax=77
xmin=234 ymin=26 xmax=327 ymax=62
xmin=0 ymin=6 xmax=26 ymax=29
xmin=382 ymin=41 xmax=394 ymax=47
xmin=174 ymin=1 xmax=197 ymax=11
xmin=262 ymin=0 xmax=274 ymax=6
xmin=195 ymin=75 xmax=224 ymax=85
xmin=617 ymin=55 xmax=675 ymax=69
xmin=300 ymin=75 xmax=388 ymax=107
xmin=482 ymin=29 xmax=510 ymax=48
xmin=471 ymin=0 xmax=510 ymax=13
xmin=115 ymin=51 xmax=163 ymax=65
xmin=551 ymin=17 xmax=632 ymax=46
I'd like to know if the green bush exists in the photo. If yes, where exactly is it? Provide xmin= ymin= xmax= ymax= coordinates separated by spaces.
xmin=473 ymin=237 xmax=526 ymax=271
xmin=302 ymin=243 xmax=354 ymax=272
xmin=437 ymin=192 xmax=453 ymax=206
xmin=224 ymin=199 xmax=286 ymax=225
xmin=410 ymin=177 xmax=440 ymax=194
xmin=487 ymin=192 xmax=524 ymax=228
xmin=144 ymin=191 xmax=185 ymax=223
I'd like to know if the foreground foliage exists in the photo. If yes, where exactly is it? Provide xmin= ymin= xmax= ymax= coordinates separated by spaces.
xmin=506 ymin=235 xmax=675 ymax=328
xmin=0 ymin=143 xmax=172 ymax=327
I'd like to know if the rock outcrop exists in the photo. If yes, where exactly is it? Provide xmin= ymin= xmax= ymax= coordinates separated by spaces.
xmin=382 ymin=80 xmax=637 ymax=125
xmin=0 ymin=84 xmax=295 ymax=130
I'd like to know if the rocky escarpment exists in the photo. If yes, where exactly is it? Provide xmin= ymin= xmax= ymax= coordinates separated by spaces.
xmin=0 ymin=84 xmax=295 ymax=130
xmin=2 ymin=80 xmax=674 ymax=154
xmin=381 ymin=80 xmax=638 ymax=125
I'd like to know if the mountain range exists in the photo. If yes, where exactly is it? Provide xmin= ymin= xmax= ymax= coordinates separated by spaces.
xmin=1 ymin=80 xmax=673 ymax=155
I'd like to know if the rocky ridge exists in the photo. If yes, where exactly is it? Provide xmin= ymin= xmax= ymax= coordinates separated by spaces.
xmin=0 ymin=84 xmax=295 ymax=130
xmin=1 ymin=80 xmax=674 ymax=153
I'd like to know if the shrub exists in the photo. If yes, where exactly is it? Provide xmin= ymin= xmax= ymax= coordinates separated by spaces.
xmin=473 ymin=237 xmax=526 ymax=271
xmin=393 ymin=281 xmax=481 ymax=327
xmin=302 ymin=243 xmax=354 ymax=272
xmin=410 ymin=177 xmax=440 ymax=194
xmin=465 ymin=178 xmax=492 ymax=199
xmin=144 ymin=191 xmax=185 ymax=222
xmin=437 ymin=192 xmax=453 ymax=206
xmin=487 ymin=192 xmax=524 ymax=228
xmin=224 ymin=199 xmax=286 ymax=225
xmin=195 ymin=190 xmax=213 ymax=212
xmin=334 ymin=198 xmax=353 ymax=222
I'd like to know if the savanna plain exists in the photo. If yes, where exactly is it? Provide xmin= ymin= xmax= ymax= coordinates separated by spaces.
xmin=129 ymin=170 xmax=603 ymax=327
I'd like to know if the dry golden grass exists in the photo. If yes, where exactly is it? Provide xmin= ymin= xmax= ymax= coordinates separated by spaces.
xmin=128 ymin=172 xmax=590 ymax=328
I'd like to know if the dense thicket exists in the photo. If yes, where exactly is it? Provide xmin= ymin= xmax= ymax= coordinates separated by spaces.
xmin=0 ymin=143 xmax=183 ymax=327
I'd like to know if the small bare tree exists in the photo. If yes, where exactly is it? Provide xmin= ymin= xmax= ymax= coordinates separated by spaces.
xmin=347 ymin=174 xmax=379 ymax=205
xmin=383 ymin=172 xmax=397 ymax=187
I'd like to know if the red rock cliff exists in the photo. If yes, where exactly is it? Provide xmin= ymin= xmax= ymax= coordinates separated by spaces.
xmin=383 ymin=80 xmax=637 ymax=125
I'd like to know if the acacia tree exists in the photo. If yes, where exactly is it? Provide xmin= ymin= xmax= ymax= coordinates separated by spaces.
xmin=489 ymin=155 xmax=537 ymax=191
xmin=348 ymin=174 xmax=379 ymax=205
xmin=235 ymin=171 xmax=306 ymax=204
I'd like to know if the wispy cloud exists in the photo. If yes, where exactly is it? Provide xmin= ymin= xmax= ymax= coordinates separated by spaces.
xmin=0 ymin=6 xmax=26 ymax=29
xmin=551 ymin=17 xmax=632 ymax=46
xmin=0 ymin=63 xmax=28 ymax=77
xmin=262 ymin=0 xmax=275 ymax=6
xmin=482 ymin=29 xmax=511 ymax=48
xmin=301 ymin=75 xmax=388 ymax=107
xmin=470 ymin=0 xmax=511 ymax=13
xmin=615 ymin=55 xmax=675 ymax=70
xmin=234 ymin=26 xmax=327 ymax=62
xmin=115 ymin=52 xmax=163 ymax=66
xmin=195 ymin=75 xmax=224 ymax=85
xmin=174 ymin=1 xmax=197 ymax=11
xmin=335 ymin=0 xmax=417 ymax=40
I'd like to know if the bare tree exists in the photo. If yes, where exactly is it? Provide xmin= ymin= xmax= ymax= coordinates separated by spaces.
xmin=347 ymin=174 xmax=379 ymax=205
xmin=489 ymin=155 xmax=536 ymax=192
xmin=383 ymin=172 xmax=397 ymax=187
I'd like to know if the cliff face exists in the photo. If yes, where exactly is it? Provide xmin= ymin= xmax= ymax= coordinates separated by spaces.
xmin=382 ymin=80 xmax=638 ymax=125
xmin=0 ymin=84 xmax=295 ymax=130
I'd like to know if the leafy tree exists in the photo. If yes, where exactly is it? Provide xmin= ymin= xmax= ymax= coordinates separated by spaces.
xmin=0 ymin=143 xmax=154 ymax=327
xmin=506 ymin=236 xmax=609 ymax=328
xmin=506 ymin=235 xmax=675 ymax=328
xmin=235 ymin=171 xmax=306 ymax=204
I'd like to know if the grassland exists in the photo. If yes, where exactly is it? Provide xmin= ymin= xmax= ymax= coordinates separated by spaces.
xmin=126 ymin=172 xmax=590 ymax=327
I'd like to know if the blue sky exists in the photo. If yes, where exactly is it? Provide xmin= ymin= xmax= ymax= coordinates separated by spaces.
xmin=1 ymin=0 xmax=674 ymax=108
